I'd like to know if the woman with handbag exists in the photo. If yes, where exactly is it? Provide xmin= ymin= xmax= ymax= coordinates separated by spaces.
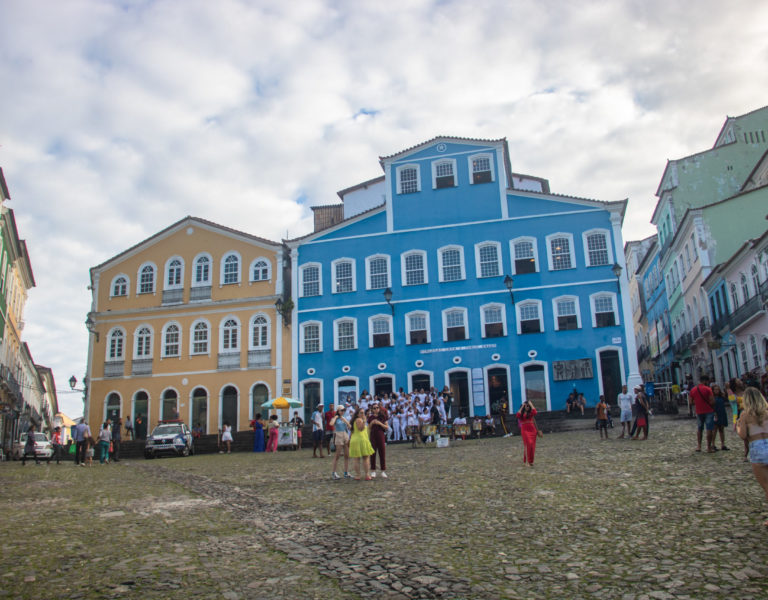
xmin=516 ymin=399 xmax=541 ymax=467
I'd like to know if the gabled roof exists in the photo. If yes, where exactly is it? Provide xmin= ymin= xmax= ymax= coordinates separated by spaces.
xmin=740 ymin=148 xmax=768 ymax=192
xmin=378 ymin=135 xmax=506 ymax=162
xmin=285 ymin=202 xmax=386 ymax=245
xmin=90 ymin=216 xmax=281 ymax=276
xmin=713 ymin=104 xmax=768 ymax=148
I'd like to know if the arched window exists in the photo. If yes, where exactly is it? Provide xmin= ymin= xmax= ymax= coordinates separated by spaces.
xmin=469 ymin=154 xmax=494 ymax=184
xmin=301 ymin=322 xmax=321 ymax=353
xmin=481 ymin=303 xmax=506 ymax=338
xmin=163 ymin=323 xmax=180 ymax=357
xmin=438 ymin=246 xmax=465 ymax=282
xmin=222 ymin=318 xmax=239 ymax=351
xmin=250 ymin=315 xmax=269 ymax=349
xmin=111 ymin=276 xmax=128 ymax=297
xmin=730 ymin=283 xmax=739 ymax=310
xmin=191 ymin=321 xmax=209 ymax=354
xmin=517 ymin=301 xmax=542 ymax=334
xmin=193 ymin=255 xmax=211 ymax=285
xmin=108 ymin=329 xmax=124 ymax=360
xmin=741 ymin=273 xmax=750 ymax=300
xmin=751 ymin=264 xmax=760 ymax=296
xmin=221 ymin=253 xmax=240 ymax=285
xmin=251 ymin=258 xmax=271 ymax=282
xmin=511 ymin=238 xmax=538 ymax=274
xmin=402 ymin=251 xmax=427 ymax=286
xmin=583 ymin=230 xmax=611 ymax=267
xmin=442 ymin=308 xmax=467 ymax=341
xmin=475 ymin=242 xmax=501 ymax=278
xmin=135 ymin=326 xmax=152 ymax=358
xmin=397 ymin=165 xmax=420 ymax=194
xmin=138 ymin=264 xmax=155 ymax=294
xmin=162 ymin=389 xmax=178 ymax=421
xmin=252 ymin=384 xmax=269 ymax=420
xmin=300 ymin=264 xmax=321 ymax=297
xmin=369 ymin=316 xmax=393 ymax=347
xmin=166 ymin=258 xmax=183 ymax=288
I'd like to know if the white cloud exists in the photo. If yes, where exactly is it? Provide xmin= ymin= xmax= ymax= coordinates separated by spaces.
xmin=1 ymin=0 xmax=767 ymax=417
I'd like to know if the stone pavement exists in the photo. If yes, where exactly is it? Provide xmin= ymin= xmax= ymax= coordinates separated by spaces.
xmin=1 ymin=417 xmax=767 ymax=599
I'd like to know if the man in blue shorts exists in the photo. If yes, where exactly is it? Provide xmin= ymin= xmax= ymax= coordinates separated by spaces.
xmin=690 ymin=375 xmax=715 ymax=453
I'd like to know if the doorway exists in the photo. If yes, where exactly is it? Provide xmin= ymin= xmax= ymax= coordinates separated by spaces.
xmin=410 ymin=373 xmax=431 ymax=393
xmin=487 ymin=368 xmax=509 ymax=415
xmin=252 ymin=384 xmax=268 ymax=421
xmin=303 ymin=381 xmax=320 ymax=423
xmin=522 ymin=364 xmax=547 ymax=410
xmin=162 ymin=389 xmax=178 ymax=421
xmin=106 ymin=393 xmax=121 ymax=424
xmin=133 ymin=391 xmax=149 ymax=439
xmin=448 ymin=371 xmax=469 ymax=419
xmin=337 ymin=379 xmax=357 ymax=406
xmin=374 ymin=376 xmax=393 ymax=397
xmin=221 ymin=386 xmax=238 ymax=431
xmin=599 ymin=349 xmax=621 ymax=406
xmin=191 ymin=387 xmax=208 ymax=434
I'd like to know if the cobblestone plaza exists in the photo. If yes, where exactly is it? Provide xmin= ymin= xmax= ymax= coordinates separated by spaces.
xmin=2 ymin=418 xmax=766 ymax=599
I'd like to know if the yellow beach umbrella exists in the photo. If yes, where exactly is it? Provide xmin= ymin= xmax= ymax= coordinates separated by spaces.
xmin=261 ymin=397 xmax=302 ymax=409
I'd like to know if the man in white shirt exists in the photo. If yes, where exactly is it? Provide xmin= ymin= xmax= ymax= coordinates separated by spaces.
xmin=311 ymin=404 xmax=324 ymax=458
xmin=616 ymin=385 xmax=634 ymax=439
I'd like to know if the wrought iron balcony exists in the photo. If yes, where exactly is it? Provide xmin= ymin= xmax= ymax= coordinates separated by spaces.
xmin=104 ymin=361 xmax=125 ymax=377
xmin=190 ymin=286 xmax=212 ymax=301
xmin=218 ymin=352 xmax=241 ymax=370
xmin=162 ymin=289 xmax=184 ymax=305
xmin=727 ymin=294 xmax=765 ymax=332
xmin=248 ymin=349 xmax=271 ymax=368
xmin=131 ymin=359 xmax=153 ymax=376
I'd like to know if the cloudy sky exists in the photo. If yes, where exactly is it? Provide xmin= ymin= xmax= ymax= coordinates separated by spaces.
xmin=1 ymin=0 xmax=767 ymax=417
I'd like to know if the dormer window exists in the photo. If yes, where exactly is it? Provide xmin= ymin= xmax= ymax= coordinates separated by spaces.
xmin=397 ymin=165 xmax=420 ymax=194
xmin=432 ymin=159 xmax=456 ymax=189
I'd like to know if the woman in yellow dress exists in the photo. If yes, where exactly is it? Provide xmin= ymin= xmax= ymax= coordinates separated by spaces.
xmin=348 ymin=407 xmax=374 ymax=480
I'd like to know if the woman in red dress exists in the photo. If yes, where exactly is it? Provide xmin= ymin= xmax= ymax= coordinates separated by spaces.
xmin=516 ymin=399 xmax=538 ymax=466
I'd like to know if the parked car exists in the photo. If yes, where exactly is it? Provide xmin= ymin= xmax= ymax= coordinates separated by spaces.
xmin=144 ymin=421 xmax=194 ymax=459
xmin=12 ymin=432 xmax=54 ymax=462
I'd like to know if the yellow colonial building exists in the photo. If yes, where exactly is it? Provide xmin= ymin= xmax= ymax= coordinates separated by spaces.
xmin=85 ymin=217 xmax=292 ymax=437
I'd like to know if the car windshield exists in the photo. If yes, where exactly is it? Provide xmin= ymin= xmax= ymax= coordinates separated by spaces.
xmin=151 ymin=425 xmax=183 ymax=436
xmin=33 ymin=433 xmax=48 ymax=442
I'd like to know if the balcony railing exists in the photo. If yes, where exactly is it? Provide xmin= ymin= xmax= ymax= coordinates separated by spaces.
xmin=248 ymin=349 xmax=271 ymax=368
xmin=131 ymin=359 xmax=153 ymax=376
xmin=0 ymin=365 xmax=21 ymax=404
xmin=692 ymin=324 xmax=700 ymax=341
xmin=162 ymin=289 xmax=184 ymax=305
xmin=104 ymin=361 xmax=125 ymax=377
xmin=218 ymin=352 xmax=241 ymax=370
xmin=190 ymin=286 xmax=212 ymax=301
xmin=728 ymin=294 xmax=765 ymax=332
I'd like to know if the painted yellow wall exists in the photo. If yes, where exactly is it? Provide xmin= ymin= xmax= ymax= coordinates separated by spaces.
xmin=87 ymin=219 xmax=293 ymax=436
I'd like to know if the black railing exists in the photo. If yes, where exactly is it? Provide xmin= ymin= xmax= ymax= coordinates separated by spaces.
xmin=727 ymin=294 xmax=763 ymax=331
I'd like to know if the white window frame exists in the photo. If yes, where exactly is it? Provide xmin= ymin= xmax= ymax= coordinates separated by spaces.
xmin=249 ymin=257 xmax=271 ymax=282
xmin=545 ymin=233 xmax=576 ymax=271
xmin=219 ymin=316 xmax=241 ymax=352
xmin=300 ymin=321 xmax=323 ymax=354
xmin=431 ymin=158 xmax=457 ymax=189
xmin=516 ymin=300 xmax=544 ymax=335
xmin=133 ymin=324 xmax=154 ymax=359
xmin=299 ymin=263 xmax=322 ymax=298
xmin=220 ymin=251 xmax=242 ymax=286
xmin=368 ymin=314 xmax=393 ymax=348
xmin=396 ymin=164 xmax=421 ymax=194
xmin=510 ymin=237 xmax=539 ymax=275
xmin=333 ymin=317 xmax=358 ymax=351
xmin=161 ymin=321 xmax=182 ymax=358
xmin=474 ymin=241 xmax=502 ymax=279
xmin=365 ymin=254 xmax=391 ymax=290
xmin=552 ymin=295 xmax=582 ymax=331
xmin=589 ymin=292 xmax=620 ymax=328
xmin=192 ymin=253 xmax=212 ymax=287
xmin=438 ymin=245 xmax=466 ymax=283
xmin=106 ymin=327 xmax=126 ymax=361
xmin=480 ymin=302 xmax=507 ymax=338
xmin=442 ymin=307 xmax=469 ymax=342
xmin=467 ymin=153 xmax=495 ymax=185
xmin=401 ymin=250 xmax=428 ymax=286
xmin=110 ymin=274 xmax=129 ymax=298
xmin=164 ymin=256 xmax=185 ymax=290
xmin=137 ymin=262 xmax=157 ymax=295
xmin=405 ymin=310 xmax=431 ymax=345
xmin=582 ymin=229 xmax=613 ymax=267
xmin=331 ymin=257 xmax=357 ymax=294
xmin=190 ymin=319 xmax=211 ymax=355
xmin=249 ymin=313 xmax=271 ymax=350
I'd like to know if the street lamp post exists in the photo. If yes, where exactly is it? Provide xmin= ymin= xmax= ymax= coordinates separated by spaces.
xmin=503 ymin=275 xmax=514 ymax=304
xmin=383 ymin=287 xmax=394 ymax=315
xmin=611 ymin=263 xmax=622 ymax=293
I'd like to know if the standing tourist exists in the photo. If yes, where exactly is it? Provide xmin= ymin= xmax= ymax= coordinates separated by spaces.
xmin=134 ymin=414 xmax=146 ymax=440
xmin=711 ymin=383 xmax=730 ymax=451
xmin=51 ymin=426 xmax=64 ymax=464
xmin=617 ymin=385 xmax=633 ymax=439
xmin=97 ymin=422 xmax=111 ymax=464
xmin=324 ymin=403 xmax=336 ymax=457
xmin=73 ymin=419 xmax=91 ymax=466
xmin=331 ymin=405 xmax=351 ymax=480
xmin=516 ymin=399 xmax=539 ymax=467
xmin=632 ymin=390 xmax=649 ymax=440
xmin=348 ymin=407 xmax=374 ymax=480
xmin=311 ymin=404 xmax=325 ymax=458
xmin=368 ymin=403 xmax=389 ymax=479
xmin=124 ymin=414 xmax=134 ymax=441
xmin=266 ymin=415 xmax=280 ymax=452
xmin=290 ymin=411 xmax=303 ymax=450
xmin=220 ymin=422 xmax=233 ymax=454
xmin=736 ymin=387 xmax=768 ymax=527
xmin=690 ymin=375 xmax=716 ymax=452
xmin=596 ymin=395 xmax=609 ymax=440
xmin=251 ymin=415 xmax=265 ymax=452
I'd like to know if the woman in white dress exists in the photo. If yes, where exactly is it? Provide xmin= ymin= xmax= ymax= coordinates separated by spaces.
xmin=220 ymin=421 xmax=233 ymax=454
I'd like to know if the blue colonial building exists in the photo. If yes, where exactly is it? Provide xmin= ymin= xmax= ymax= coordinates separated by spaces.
xmin=637 ymin=240 xmax=673 ymax=382
xmin=288 ymin=137 xmax=641 ymax=419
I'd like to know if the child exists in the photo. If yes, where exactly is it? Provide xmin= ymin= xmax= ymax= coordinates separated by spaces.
xmin=85 ymin=436 xmax=95 ymax=466
xmin=596 ymin=395 xmax=609 ymax=440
